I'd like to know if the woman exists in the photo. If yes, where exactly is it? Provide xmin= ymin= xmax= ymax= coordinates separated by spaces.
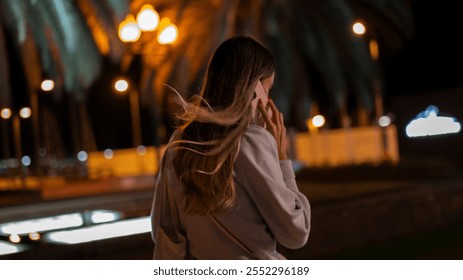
xmin=150 ymin=36 xmax=310 ymax=259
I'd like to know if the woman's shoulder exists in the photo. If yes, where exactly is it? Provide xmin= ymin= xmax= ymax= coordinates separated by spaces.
xmin=245 ymin=124 xmax=273 ymax=139
xmin=243 ymin=124 xmax=275 ymax=144
xmin=239 ymin=124 xmax=277 ymax=157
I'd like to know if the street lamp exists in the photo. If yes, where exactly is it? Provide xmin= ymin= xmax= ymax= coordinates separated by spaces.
xmin=157 ymin=18 xmax=178 ymax=45
xmin=118 ymin=15 xmax=141 ymax=43
xmin=114 ymin=4 xmax=179 ymax=140
xmin=114 ymin=79 xmax=129 ymax=93
xmin=1 ymin=108 xmax=12 ymax=119
xmin=353 ymin=21 xmax=392 ymax=161
xmin=352 ymin=21 xmax=366 ymax=36
xmin=136 ymin=4 xmax=159 ymax=31
xmin=1 ymin=106 xmax=33 ymax=186
xmin=307 ymin=114 xmax=326 ymax=134
xmin=118 ymin=5 xmax=179 ymax=171
xmin=1 ymin=108 xmax=12 ymax=159
xmin=40 ymin=79 xmax=55 ymax=92
xmin=10 ymin=107 xmax=32 ymax=187
xmin=352 ymin=20 xmax=383 ymax=121
xmin=118 ymin=5 xmax=179 ymax=47
xmin=113 ymin=78 xmax=142 ymax=148
xmin=312 ymin=115 xmax=326 ymax=128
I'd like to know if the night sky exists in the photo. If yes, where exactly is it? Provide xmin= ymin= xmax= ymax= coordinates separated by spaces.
xmin=381 ymin=1 xmax=463 ymax=165
xmin=383 ymin=1 xmax=463 ymax=99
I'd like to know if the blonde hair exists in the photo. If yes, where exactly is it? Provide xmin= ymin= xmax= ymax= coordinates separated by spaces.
xmin=168 ymin=36 xmax=275 ymax=215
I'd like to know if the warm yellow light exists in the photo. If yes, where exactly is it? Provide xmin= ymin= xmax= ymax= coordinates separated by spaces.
xmin=312 ymin=115 xmax=326 ymax=128
xmin=1 ymin=108 xmax=12 ymax=119
xmin=114 ymin=79 xmax=129 ymax=93
xmin=9 ymin=234 xmax=21 ymax=244
xmin=41 ymin=79 xmax=55 ymax=91
xmin=352 ymin=21 xmax=366 ymax=35
xmin=118 ymin=15 xmax=141 ymax=42
xmin=29 ymin=232 xmax=41 ymax=241
xmin=19 ymin=107 xmax=31 ymax=119
xmin=157 ymin=18 xmax=178 ymax=45
xmin=369 ymin=39 xmax=379 ymax=61
xmin=136 ymin=4 xmax=159 ymax=31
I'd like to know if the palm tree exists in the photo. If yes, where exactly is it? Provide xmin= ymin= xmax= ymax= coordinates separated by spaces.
xmin=0 ymin=0 xmax=129 ymax=174
xmin=0 ymin=0 xmax=414 ymax=164
xmin=125 ymin=0 xmax=414 ymax=139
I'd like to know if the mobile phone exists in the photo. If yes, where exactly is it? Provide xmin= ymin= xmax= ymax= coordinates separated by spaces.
xmin=251 ymin=81 xmax=272 ymax=126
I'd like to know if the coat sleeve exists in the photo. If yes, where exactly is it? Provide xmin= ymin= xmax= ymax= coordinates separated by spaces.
xmin=150 ymin=151 xmax=188 ymax=259
xmin=234 ymin=125 xmax=311 ymax=249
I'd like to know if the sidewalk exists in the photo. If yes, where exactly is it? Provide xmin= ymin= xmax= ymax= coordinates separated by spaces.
xmin=1 ymin=160 xmax=463 ymax=259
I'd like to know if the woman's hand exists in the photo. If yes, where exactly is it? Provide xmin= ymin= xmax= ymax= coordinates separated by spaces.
xmin=258 ymin=99 xmax=288 ymax=160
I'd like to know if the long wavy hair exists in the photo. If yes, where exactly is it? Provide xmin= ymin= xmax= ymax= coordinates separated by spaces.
xmin=168 ymin=36 xmax=275 ymax=215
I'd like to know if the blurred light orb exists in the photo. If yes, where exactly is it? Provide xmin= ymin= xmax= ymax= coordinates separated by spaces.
xmin=352 ymin=21 xmax=366 ymax=35
xmin=369 ymin=39 xmax=379 ymax=61
xmin=1 ymin=108 xmax=12 ymax=119
xmin=77 ymin=151 xmax=88 ymax=162
xmin=9 ymin=234 xmax=21 ymax=244
xmin=312 ymin=115 xmax=326 ymax=128
xmin=157 ymin=22 xmax=178 ymax=45
xmin=19 ymin=107 xmax=31 ymax=119
xmin=103 ymin=149 xmax=114 ymax=159
xmin=115 ymin=79 xmax=129 ymax=93
xmin=137 ymin=4 xmax=159 ymax=31
xmin=21 ymin=156 xmax=31 ymax=167
xmin=118 ymin=16 xmax=141 ymax=42
xmin=136 ymin=145 xmax=147 ymax=156
xmin=29 ymin=232 xmax=41 ymax=241
xmin=378 ymin=115 xmax=391 ymax=127
xmin=41 ymin=79 xmax=55 ymax=91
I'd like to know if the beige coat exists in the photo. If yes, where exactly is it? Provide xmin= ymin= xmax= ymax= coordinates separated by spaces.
xmin=151 ymin=124 xmax=311 ymax=259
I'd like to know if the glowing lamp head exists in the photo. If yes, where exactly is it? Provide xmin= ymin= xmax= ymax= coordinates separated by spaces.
xmin=118 ymin=15 xmax=141 ymax=42
xmin=1 ymin=108 xmax=12 ymax=119
xmin=114 ymin=79 xmax=129 ymax=93
xmin=352 ymin=21 xmax=366 ymax=35
xmin=136 ymin=4 xmax=159 ymax=31
xmin=157 ymin=18 xmax=178 ymax=45
xmin=19 ymin=107 xmax=31 ymax=119
xmin=378 ymin=115 xmax=391 ymax=127
xmin=312 ymin=115 xmax=326 ymax=128
xmin=41 ymin=79 xmax=55 ymax=91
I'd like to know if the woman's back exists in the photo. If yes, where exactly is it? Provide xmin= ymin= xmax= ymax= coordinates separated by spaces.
xmin=153 ymin=124 xmax=310 ymax=259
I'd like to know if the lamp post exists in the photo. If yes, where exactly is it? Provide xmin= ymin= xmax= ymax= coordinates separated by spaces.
xmin=1 ymin=107 xmax=30 ymax=171
xmin=1 ymin=108 xmax=12 ymax=159
xmin=352 ymin=20 xmax=384 ymax=125
xmin=353 ymin=20 xmax=391 ymax=162
xmin=114 ymin=78 xmax=142 ymax=148
xmin=117 ymin=4 xmax=179 ymax=172
xmin=7 ymin=107 xmax=32 ymax=188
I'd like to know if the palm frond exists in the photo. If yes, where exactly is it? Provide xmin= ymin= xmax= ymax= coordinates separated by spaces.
xmin=0 ymin=0 xmax=27 ymax=45
xmin=78 ymin=0 xmax=128 ymax=63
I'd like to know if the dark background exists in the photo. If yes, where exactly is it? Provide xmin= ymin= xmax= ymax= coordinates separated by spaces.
xmin=383 ymin=1 xmax=463 ymax=97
